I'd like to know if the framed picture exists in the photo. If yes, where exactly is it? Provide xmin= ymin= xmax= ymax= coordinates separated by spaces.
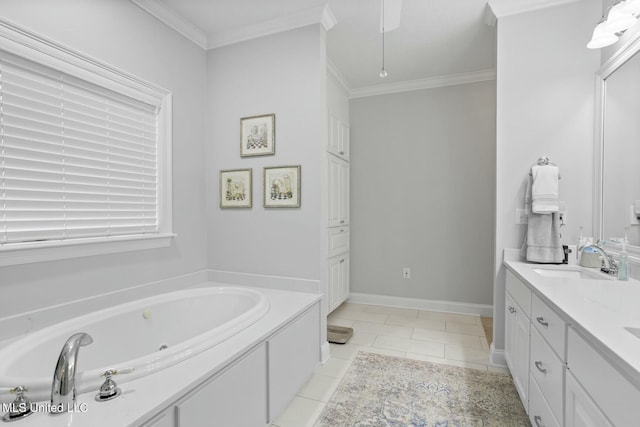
xmin=240 ymin=113 xmax=275 ymax=157
xmin=264 ymin=165 xmax=301 ymax=208
xmin=220 ymin=169 xmax=252 ymax=208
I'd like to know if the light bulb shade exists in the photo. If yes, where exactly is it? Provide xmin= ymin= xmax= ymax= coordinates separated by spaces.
xmin=604 ymin=3 xmax=637 ymax=33
xmin=379 ymin=68 xmax=388 ymax=78
xmin=587 ymin=21 xmax=619 ymax=49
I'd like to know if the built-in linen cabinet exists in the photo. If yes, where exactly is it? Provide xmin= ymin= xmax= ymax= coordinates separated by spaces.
xmin=328 ymin=114 xmax=349 ymax=160
xmin=326 ymin=111 xmax=350 ymax=314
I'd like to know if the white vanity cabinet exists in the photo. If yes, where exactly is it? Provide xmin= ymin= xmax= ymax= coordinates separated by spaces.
xmin=326 ymin=110 xmax=350 ymax=315
xmin=505 ymin=271 xmax=531 ymax=408
xmin=566 ymin=327 xmax=640 ymax=427
xmin=505 ymin=271 xmax=567 ymax=427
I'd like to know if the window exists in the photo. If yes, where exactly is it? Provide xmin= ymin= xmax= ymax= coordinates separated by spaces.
xmin=0 ymin=21 xmax=173 ymax=266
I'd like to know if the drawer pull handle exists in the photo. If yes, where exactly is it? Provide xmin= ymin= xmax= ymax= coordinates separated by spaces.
xmin=508 ymin=306 xmax=516 ymax=314
xmin=340 ymin=229 xmax=345 ymax=233
xmin=536 ymin=317 xmax=549 ymax=327
xmin=534 ymin=361 xmax=547 ymax=374
xmin=534 ymin=415 xmax=545 ymax=427
xmin=340 ymin=220 xmax=345 ymax=224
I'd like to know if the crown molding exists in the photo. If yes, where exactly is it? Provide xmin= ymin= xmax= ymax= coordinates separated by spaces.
xmin=131 ymin=0 xmax=208 ymax=49
xmin=208 ymin=4 xmax=336 ymax=49
xmin=131 ymin=1 xmax=336 ymax=50
xmin=487 ymin=0 xmax=582 ymax=20
xmin=348 ymin=69 xmax=496 ymax=99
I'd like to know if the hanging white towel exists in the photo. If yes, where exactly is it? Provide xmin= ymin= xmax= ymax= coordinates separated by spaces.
xmin=520 ymin=174 xmax=563 ymax=263
xmin=531 ymin=164 xmax=559 ymax=214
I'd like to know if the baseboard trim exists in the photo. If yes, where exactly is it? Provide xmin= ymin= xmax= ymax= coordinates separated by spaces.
xmin=207 ymin=269 xmax=321 ymax=294
xmin=347 ymin=292 xmax=493 ymax=317
xmin=490 ymin=343 xmax=507 ymax=367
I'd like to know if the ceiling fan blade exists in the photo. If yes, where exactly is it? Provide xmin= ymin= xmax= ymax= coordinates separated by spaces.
xmin=380 ymin=0 xmax=402 ymax=33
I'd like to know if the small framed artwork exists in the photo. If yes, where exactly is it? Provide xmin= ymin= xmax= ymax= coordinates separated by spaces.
xmin=264 ymin=165 xmax=301 ymax=208
xmin=240 ymin=113 xmax=275 ymax=157
xmin=220 ymin=168 xmax=252 ymax=208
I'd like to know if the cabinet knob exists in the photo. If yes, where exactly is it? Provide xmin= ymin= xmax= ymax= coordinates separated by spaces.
xmin=340 ymin=229 xmax=344 ymax=233
xmin=534 ymin=361 xmax=547 ymax=374
xmin=340 ymin=220 xmax=345 ymax=224
xmin=536 ymin=317 xmax=549 ymax=327
xmin=533 ymin=415 xmax=545 ymax=427
xmin=340 ymin=259 xmax=345 ymax=264
xmin=508 ymin=306 xmax=516 ymax=314
xmin=339 ymin=151 xmax=345 ymax=155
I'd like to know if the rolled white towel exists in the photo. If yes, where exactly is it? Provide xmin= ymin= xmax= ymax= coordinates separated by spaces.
xmin=531 ymin=165 xmax=559 ymax=214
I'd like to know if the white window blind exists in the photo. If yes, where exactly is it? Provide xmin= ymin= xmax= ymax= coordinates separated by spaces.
xmin=0 ymin=50 xmax=160 ymax=246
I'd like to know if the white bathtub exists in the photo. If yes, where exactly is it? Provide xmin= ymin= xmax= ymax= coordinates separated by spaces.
xmin=0 ymin=286 xmax=270 ymax=402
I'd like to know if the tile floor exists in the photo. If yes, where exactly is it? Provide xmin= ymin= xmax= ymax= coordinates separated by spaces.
xmin=271 ymin=302 xmax=507 ymax=427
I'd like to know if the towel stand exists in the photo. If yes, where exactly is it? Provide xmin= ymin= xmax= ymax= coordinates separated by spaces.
xmin=529 ymin=156 xmax=561 ymax=179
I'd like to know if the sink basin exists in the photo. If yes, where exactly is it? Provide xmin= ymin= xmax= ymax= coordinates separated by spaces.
xmin=532 ymin=266 xmax=608 ymax=280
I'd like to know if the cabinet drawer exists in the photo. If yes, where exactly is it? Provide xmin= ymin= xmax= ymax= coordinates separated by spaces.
xmin=529 ymin=373 xmax=560 ymax=427
xmin=530 ymin=327 xmax=563 ymax=423
xmin=567 ymin=327 xmax=640 ymax=427
xmin=506 ymin=271 xmax=531 ymax=317
xmin=328 ymin=226 xmax=349 ymax=257
xmin=531 ymin=294 xmax=566 ymax=359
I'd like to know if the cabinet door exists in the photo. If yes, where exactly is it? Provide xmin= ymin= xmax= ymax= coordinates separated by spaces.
xmin=328 ymin=255 xmax=343 ymax=313
xmin=176 ymin=344 xmax=267 ymax=427
xmin=505 ymin=292 xmax=530 ymax=411
xmin=339 ymin=121 xmax=350 ymax=160
xmin=339 ymin=159 xmax=349 ymax=225
xmin=339 ymin=253 xmax=350 ymax=305
xmin=565 ymin=372 xmax=614 ymax=427
xmin=328 ymin=154 xmax=349 ymax=227
xmin=328 ymin=254 xmax=349 ymax=313
xmin=328 ymin=114 xmax=341 ymax=155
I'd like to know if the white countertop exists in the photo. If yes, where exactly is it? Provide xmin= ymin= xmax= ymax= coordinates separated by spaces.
xmin=504 ymin=259 xmax=640 ymax=388
xmin=4 ymin=284 xmax=321 ymax=427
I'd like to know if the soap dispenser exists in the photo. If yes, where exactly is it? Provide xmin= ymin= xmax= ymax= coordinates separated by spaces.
xmin=618 ymin=227 xmax=629 ymax=281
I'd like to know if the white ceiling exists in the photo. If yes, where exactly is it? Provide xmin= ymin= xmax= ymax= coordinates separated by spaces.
xmin=133 ymin=0 xmax=497 ymax=92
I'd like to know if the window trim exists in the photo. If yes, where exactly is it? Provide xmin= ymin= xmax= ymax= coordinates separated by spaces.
xmin=0 ymin=19 xmax=174 ymax=266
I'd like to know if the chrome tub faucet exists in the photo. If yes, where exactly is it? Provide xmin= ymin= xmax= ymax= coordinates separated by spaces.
xmin=50 ymin=332 xmax=93 ymax=412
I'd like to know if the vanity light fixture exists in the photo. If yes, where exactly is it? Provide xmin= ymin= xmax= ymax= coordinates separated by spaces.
xmin=588 ymin=0 xmax=640 ymax=49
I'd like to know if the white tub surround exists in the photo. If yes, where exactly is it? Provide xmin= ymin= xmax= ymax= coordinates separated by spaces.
xmin=0 ymin=286 xmax=321 ymax=426
xmin=0 ymin=287 xmax=270 ymax=402
xmin=504 ymin=257 xmax=640 ymax=427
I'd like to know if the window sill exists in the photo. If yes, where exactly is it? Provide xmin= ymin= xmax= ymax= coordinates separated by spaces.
xmin=0 ymin=234 xmax=176 ymax=267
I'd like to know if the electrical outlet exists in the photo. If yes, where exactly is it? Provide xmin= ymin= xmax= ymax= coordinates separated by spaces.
xmin=403 ymin=267 xmax=411 ymax=279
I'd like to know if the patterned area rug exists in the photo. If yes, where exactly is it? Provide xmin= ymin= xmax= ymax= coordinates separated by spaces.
xmin=315 ymin=352 xmax=530 ymax=427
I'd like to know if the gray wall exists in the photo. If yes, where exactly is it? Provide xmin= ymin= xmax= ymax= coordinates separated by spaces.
xmin=0 ymin=0 xmax=207 ymax=317
xmin=350 ymin=81 xmax=496 ymax=305
xmin=206 ymin=25 xmax=326 ymax=281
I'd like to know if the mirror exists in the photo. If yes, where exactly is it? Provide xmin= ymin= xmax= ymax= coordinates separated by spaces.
xmin=597 ymin=37 xmax=640 ymax=248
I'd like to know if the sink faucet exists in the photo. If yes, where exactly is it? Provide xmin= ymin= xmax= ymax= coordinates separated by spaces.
xmin=50 ymin=332 xmax=93 ymax=412
xmin=581 ymin=242 xmax=617 ymax=275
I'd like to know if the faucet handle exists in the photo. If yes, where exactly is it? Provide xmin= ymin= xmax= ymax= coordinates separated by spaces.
xmin=95 ymin=368 xmax=135 ymax=402
xmin=2 ymin=386 xmax=33 ymax=422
